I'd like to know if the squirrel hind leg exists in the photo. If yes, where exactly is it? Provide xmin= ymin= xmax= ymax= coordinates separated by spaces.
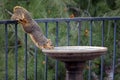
xmin=38 ymin=44 xmax=54 ymax=50
xmin=38 ymin=45 xmax=44 ymax=50
xmin=42 ymin=39 xmax=54 ymax=49
xmin=43 ymin=45 xmax=54 ymax=49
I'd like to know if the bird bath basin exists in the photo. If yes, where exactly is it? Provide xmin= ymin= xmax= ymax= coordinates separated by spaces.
xmin=42 ymin=46 xmax=107 ymax=80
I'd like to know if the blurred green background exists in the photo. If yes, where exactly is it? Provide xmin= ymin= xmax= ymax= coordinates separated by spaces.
xmin=0 ymin=0 xmax=120 ymax=80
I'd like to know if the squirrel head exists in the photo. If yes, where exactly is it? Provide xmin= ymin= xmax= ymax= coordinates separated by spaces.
xmin=11 ymin=6 xmax=32 ymax=25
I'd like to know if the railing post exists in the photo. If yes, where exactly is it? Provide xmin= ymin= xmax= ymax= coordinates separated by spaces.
xmin=67 ymin=21 xmax=70 ymax=46
xmin=112 ymin=20 xmax=117 ymax=80
xmin=14 ymin=23 xmax=18 ymax=80
xmin=44 ymin=22 xmax=48 ymax=80
xmin=55 ymin=21 xmax=59 ymax=80
xmin=5 ymin=23 xmax=8 ymax=80
xmin=78 ymin=21 xmax=82 ymax=46
xmin=34 ymin=46 xmax=38 ymax=80
xmin=88 ymin=20 xmax=93 ymax=80
xmin=100 ymin=20 xmax=105 ymax=80
xmin=24 ymin=33 xmax=28 ymax=80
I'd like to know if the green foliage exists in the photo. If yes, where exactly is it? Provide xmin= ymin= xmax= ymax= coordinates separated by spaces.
xmin=0 ymin=0 xmax=120 ymax=80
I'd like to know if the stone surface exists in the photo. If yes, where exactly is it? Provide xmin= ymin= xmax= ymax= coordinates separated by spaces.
xmin=42 ymin=46 xmax=107 ymax=62
xmin=42 ymin=46 xmax=107 ymax=80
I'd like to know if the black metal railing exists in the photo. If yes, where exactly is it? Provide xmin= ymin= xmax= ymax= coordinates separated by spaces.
xmin=0 ymin=17 xmax=119 ymax=80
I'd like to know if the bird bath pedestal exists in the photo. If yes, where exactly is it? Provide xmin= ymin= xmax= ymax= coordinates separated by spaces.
xmin=42 ymin=46 xmax=107 ymax=80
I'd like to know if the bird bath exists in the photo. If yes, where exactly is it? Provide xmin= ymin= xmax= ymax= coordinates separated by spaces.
xmin=42 ymin=46 xmax=107 ymax=80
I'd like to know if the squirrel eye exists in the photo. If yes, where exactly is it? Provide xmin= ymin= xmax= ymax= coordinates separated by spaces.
xmin=19 ymin=19 xmax=22 ymax=21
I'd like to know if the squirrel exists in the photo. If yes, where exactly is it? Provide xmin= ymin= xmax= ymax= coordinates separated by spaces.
xmin=11 ymin=6 xmax=54 ymax=49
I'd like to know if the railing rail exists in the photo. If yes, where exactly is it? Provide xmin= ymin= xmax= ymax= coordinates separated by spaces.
xmin=1 ymin=17 xmax=120 ymax=24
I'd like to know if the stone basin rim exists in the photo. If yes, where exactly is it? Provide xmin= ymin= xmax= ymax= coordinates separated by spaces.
xmin=42 ymin=46 xmax=108 ymax=54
